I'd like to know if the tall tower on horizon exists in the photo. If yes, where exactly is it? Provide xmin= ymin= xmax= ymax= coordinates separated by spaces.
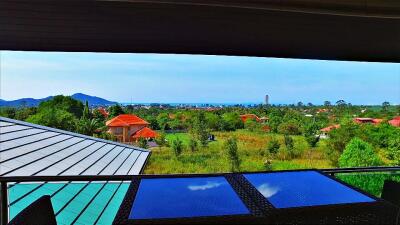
xmin=265 ymin=95 xmax=269 ymax=105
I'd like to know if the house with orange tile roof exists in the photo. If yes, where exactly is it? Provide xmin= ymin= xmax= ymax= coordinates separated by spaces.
xmin=389 ymin=116 xmax=400 ymax=127
xmin=106 ymin=114 xmax=157 ymax=143
xmin=240 ymin=114 xmax=262 ymax=123
xmin=319 ymin=124 xmax=340 ymax=139
xmin=353 ymin=118 xmax=383 ymax=125
xmin=320 ymin=124 xmax=341 ymax=133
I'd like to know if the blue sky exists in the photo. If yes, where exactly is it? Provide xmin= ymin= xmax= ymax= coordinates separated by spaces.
xmin=1 ymin=51 xmax=399 ymax=105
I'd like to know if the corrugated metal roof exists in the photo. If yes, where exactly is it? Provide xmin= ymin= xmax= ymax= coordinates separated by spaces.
xmin=0 ymin=116 xmax=150 ymax=177
xmin=0 ymin=116 xmax=151 ymax=225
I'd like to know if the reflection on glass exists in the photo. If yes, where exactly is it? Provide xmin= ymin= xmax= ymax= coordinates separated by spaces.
xmin=244 ymin=171 xmax=375 ymax=208
xmin=129 ymin=177 xmax=250 ymax=219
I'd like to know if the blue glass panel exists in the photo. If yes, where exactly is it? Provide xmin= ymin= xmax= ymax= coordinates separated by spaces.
xmin=244 ymin=171 xmax=375 ymax=209
xmin=129 ymin=177 xmax=250 ymax=219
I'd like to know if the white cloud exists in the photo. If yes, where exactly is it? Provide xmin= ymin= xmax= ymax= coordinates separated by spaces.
xmin=187 ymin=181 xmax=223 ymax=191
xmin=258 ymin=183 xmax=279 ymax=198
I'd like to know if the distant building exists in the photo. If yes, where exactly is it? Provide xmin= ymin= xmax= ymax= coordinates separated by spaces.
xmin=259 ymin=116 xmax=269 ymax=123
xmin=317 ymin=108 xmax=329 ymax=113
xmin=389 ymin=116 xmax=400 ymax=127
xmin=353 ymin=118 xmax=383 ymax=125
xmin=265 ymin=95 xmax=269 ymax=105
xmin=319 ymin=124 xmax=340 ymax=139
xmin=97 ymin=107 xmax=109 ymax=118
xmin=240 ymin=114 xmax=268 ymax=123
xmin=106 ymin=114 xmax=157 ymax=143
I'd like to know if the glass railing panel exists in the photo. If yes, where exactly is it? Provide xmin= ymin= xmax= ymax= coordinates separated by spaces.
xmin=335 ymin=171 xmax=400 ymax=197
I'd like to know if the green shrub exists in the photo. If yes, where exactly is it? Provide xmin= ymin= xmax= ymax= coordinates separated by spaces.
xmin=284 ymin=135 xmax=294 ymax=150
xmin=171 ymin=137 xmax=184 ymax=157
xmin=305 ymin=135 xmax=319 ymax=148
xmin=278 ymin=120 xmax=302 ymax=135
xmin=338 ymin=138 xmax=382 ymax=168
xmin=138 ymin=137 xmax=149 ymax=149
xmin=188 ymin=137 xmax=199 ymax=152
xmin=244 ymin=119 xmax=260 ymax=132
xmin=26 ymin=108 xmax=77 ymax=131
xmin=387 ymin=137 xmax=400 ymax=165
xmin=191 ymin=111 xmax=209 ymax=147
xmin=155 ymin=132 xmax=167 ymax=149
xmin=267 ymin=138 xmax=280 ymax=155
xmin=224 ymin=137 xmax=241 ymax=172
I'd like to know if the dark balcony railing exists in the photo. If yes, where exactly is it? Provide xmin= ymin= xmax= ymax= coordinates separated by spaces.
xmin=1 ymin=166 xmax=399 ymax=225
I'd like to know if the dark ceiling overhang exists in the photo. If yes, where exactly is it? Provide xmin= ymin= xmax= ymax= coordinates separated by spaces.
xmin=1 ymin=0 xmax=400 ymax=62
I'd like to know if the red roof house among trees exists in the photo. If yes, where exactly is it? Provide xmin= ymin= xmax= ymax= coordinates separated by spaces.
xmin=353 ymin=118 xmax=383 ymax=125
xmin=131 ymin=127 xmax=158 ymax=139
xmin=389 ymin=116 xmax=400 ymax=127
xmin=97 ymin=107 xmax=109 ymax=118
xmin=320 ymin=124 xmax=341 ymax=133
xmin=240 ymin=114 xmax=261 ymax=123
xmin=106 ymin=114 xmax=157 ymax=143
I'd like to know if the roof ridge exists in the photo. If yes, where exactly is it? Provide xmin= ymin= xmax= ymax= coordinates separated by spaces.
xmin=0 ymin=116 xmax=149 ymax=152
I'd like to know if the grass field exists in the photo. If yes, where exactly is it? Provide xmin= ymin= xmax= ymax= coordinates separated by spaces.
xmin=144 ymin=130 xmax=333 ymax=174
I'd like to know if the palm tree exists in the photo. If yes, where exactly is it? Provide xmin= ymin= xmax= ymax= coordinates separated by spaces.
xmin=77 ymin=118 xmax=99 ymax=136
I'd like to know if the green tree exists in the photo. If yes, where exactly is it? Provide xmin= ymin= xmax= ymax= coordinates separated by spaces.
xmin=304 ymin=123 xmax=320 ymax=147
xmin=224 ymin=137 xmax=241 ymax=172
xmin=325 ymin=120 xmax=359 ymax=166
xmin=361 ymin=123 xmax=399 ymax=148
xmin=206 ymin=113 xmax=223 ymax=131
xmin=82 ymin=100 xmax=91 ymax=119
xmin=284 ymin=135 xmax=294 ymax=150
xmin=297 ymin=101 xmax=304 ymax=108
xmin=244 ymin=119 xmax=260 ymax=132
xmin=191 ymin=112 xmax=209 ymax=146
xmin=157 ymin=113 xmax=170 ymax=130
xmin=155 ymin=132 xmax=167 ymax=149
xmin=387 ymin=137 xmax=400 ymax=165
xmin=338 ymin=138 xmax=382 ymax=168
xmin=0 ymin=107 xmax=16 ymax=119
xmin=221 ymin=112 xmax=243 ymax=131
xmin=324 ymin=101 xmax=332 ymax=107
xmin=145 ymin=116 xmax=160 ymax=130
xmin=26 ymin=108 xmax=77 ymax=131
xmin=108 ymin=104 xmax=124 ymax=118
xmin=382 ymin=101 xmax=390 ymax=112
xmin=171 ymin=137 xmax=184 ymax=157
xmin=14 ymin=107 xmax=37 ymax=121
xmin=138 ymin=137 xmax=149 ymax=149
xmin=38 ymin=95 xmax=84 ymax=118
xmin=278 ymin=120 xmax=301 ymax=135
xmin=268 ymin=113 xmax=282 ymax=133
xmin=76 ymin=118 xmax=99 ymax=136
xmin=92 ymin=109 xmax=106 ymax=121
xmin=188 ymin=137 xmax=199 ymax=152
xmin=305 ymin=135 xmax=319 ymax=148
xmin=336 ymin=100 xmax=347 ymax=107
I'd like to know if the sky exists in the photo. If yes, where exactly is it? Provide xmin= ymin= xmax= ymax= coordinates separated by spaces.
xmin=1 ymin=51 xmax=399 ymax=105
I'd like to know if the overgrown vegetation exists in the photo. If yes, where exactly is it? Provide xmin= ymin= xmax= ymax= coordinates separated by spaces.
xmin=1 ymin=96 xmax=399 ymax=174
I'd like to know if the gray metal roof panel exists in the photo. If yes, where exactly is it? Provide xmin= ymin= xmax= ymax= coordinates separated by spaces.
xmin=0 ymin=116 xmax=150 ymax=177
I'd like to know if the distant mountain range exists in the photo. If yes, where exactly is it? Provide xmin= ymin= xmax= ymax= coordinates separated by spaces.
xmin=0 ymin=93 xmax=117 ymax=107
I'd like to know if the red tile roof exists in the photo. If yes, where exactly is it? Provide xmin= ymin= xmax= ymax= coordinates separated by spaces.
xmin=389 ymin=116 xmax=400 ymax=127
xmin=240 ymin=114 xmax=261 ymax=122
xmin=320 ymin=124 xmax=340 ymax=132
xmin=354 ymin=118 xmax=383 ymax=124
xmin=97 ymin=107 xmax=109 ymax=117
xmin=131 ymin=127 xmax=158 ymax=139
xmin=106 ymin=114 xmax=149 ymax=127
